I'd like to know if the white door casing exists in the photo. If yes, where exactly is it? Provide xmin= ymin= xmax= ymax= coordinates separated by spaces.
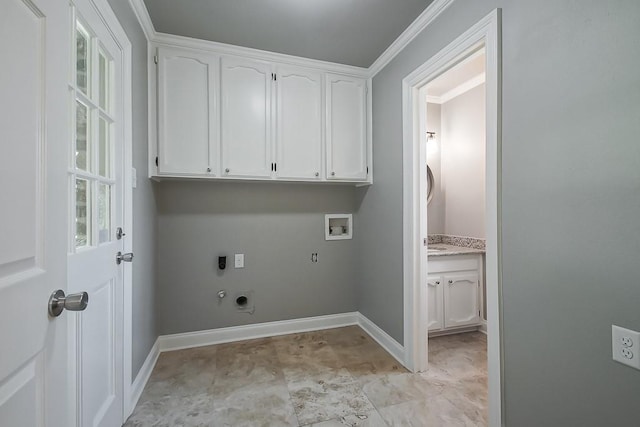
xmin=0 ymin=0 xmax=70 ymax=426
xmin=402 ymin=9 xmax=502 ymax=426
xmin=68 ymin=0 xmax=131 ymax=425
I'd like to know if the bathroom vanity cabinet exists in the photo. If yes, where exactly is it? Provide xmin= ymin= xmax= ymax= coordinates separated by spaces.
xmin=427 ymin=253 xmax=483 ymax=334
xmin=150 ymin=44 xmax=371 ymax=184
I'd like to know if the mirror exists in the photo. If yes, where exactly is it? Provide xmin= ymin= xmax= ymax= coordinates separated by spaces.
xmin=427 ymin=165 xmax=434 ymax=205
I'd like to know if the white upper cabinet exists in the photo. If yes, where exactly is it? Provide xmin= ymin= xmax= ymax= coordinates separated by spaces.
xmin=220 ymin=57 xmax=272 ymax=178
xmin=325 ymin=74 xmax=367 ymax=181
xmin=157 ymin=47 xmax=218 ymax=176
xmin=152 ymin=43 xmax=371 ymax=184
xmin=275 ymin=66 xmax=323 ymax=180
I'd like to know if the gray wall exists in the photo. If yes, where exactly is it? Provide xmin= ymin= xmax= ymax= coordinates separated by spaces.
xmin=358 ymin=1 xmax=640 ymax=425
xmin=108 ymin=0 xmax=158 ymax=381
xmin=441 ymin=83 xmax=485 ymax=238
xmin=156 ymin=181 xmax=358 ymax=335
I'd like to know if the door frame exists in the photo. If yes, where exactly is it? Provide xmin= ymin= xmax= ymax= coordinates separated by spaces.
xmin=401 ymin=9 xmax=502 ymax=426
xmin=67 ymin=0 xmax=134 ymax=423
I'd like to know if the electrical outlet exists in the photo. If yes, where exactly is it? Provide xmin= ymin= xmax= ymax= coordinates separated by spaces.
xmin=234 ymin=253 xmax=244 ymax=268
xmin=612 ymin=325 xmax=640 ymax=370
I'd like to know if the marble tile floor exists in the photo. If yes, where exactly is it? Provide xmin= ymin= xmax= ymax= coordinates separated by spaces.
xmin=124 ymin=327 xmax=487 ymax=427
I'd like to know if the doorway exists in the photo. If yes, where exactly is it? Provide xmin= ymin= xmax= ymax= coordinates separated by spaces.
xmin=401 ymin=10 xmax=502 ymax=426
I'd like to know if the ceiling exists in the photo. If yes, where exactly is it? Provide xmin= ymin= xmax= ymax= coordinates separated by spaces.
xmin=143 ymin=0 xmax=435 ymax=68
xmin=426 ymin=49 xmax=485 ymax=102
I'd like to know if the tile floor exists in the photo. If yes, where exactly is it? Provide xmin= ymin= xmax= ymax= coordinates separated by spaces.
xmin=124 ymin=327 xmax=487 ymax=426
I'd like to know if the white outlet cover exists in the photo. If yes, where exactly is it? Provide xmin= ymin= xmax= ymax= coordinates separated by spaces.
xmin=612 ymin=325 xmax=640 ymax=370
xmin=234 ymin=253 xmax=244 ymax=268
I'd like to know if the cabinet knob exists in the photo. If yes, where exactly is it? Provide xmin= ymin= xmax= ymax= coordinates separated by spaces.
xmin=225 ymin=168 xmax=230 ymax=173
xmin=331 ymin=171 xmax=335 ymax=176
xmin=448 ymin=280 xmax=453 ymax=284
xmin=315 ymin=172 xmax=319 ymax=177
xmin=206 ymin=167 xmax=211 ymax=172
xmin=435 ymin=281 xmax=440 ymax=285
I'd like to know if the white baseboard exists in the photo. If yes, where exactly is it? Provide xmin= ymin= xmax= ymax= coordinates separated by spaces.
xmin=127 ymin=339 xmax=159 ymax=417
xmin=479 ymin=320 xmax=488 ymax=335
xmin=356 ymin=313 xmax=406 ymax=367
xmin=158 ymin=312 xmax=359 ymax=352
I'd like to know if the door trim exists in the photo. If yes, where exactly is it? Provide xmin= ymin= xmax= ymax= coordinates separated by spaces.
xmin=68 ymin=0 xmax=133 ymax=423
xmin=401 ymin=9 xmax=503 ymax=426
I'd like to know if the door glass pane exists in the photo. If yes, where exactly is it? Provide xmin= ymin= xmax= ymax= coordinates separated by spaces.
xmin=76 ymin=101 xmax=89 ymax=171
xmin=99 ymin=51 xmax=109 ymax=111
xmin=98 ymin=117 xmax=109 ymax=177
xmin=76 ymin=25 xmax=89 ymax=95
xmin=75 ymin=179 xmax=90 ymax=248
xmin=98 ymin=184 xmax=111 ymax=244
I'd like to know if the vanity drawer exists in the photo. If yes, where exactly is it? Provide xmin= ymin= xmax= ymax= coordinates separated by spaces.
xmin=428 ymin=254 xmax=481 ymax=274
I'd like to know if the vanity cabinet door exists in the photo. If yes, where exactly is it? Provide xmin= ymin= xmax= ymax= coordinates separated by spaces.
xmin=157 ymin=47 xmax=218 ymax=176
xmin=275 ymin=66 xmax=322 ymax=180
xmin=444 ymin=272 xmax=480 ymax=329
xmin=325 ymin=73 xmax=367 ymax=181
xmin=220 ymin=57 xmax=273 ymax=178
xmin=427 ymin=275 xmax=444 ymax=331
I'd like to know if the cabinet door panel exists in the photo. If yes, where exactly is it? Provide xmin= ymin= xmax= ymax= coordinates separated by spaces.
xmin=427 ymin=275 xmax=444 ymax=331
xmin=444 ymin=273 xmax=480 ymax=329
xmin=158 ymin=48 xmax=216 ymax=175
xmin=326 ymin=74 xmax=367 ymax=180
xmin=276 ymin=66 xmax=322 ymax=180
xmin=221 ymin=57 xmax=272 ymax=178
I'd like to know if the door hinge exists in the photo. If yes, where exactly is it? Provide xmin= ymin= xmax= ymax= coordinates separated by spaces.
xmin=423 ymin=238 xmax=428 ymax=246
xmin=155 ymin=156 xmax=158 ymax=167
xmin=153 ymin=55 xmax=158 ymax=65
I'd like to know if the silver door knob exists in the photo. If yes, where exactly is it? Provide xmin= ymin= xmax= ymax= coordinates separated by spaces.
xmin=116 ymin=252 xmax=134 ymax=265
xmin=48 ymin=290 xmax=89 ymax=317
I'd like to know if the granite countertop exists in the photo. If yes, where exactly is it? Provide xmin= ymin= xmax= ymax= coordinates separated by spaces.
xmin=427 ymin=243 xmax=485 ymax=257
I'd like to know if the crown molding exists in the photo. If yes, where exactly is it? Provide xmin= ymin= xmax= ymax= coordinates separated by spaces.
xmin=128 ymin=0 xmax=156 ymax=40
xmin=368 ymin=0 xmax=455 ymax=77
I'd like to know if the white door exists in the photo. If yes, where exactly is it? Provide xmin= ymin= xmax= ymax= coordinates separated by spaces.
xmin=157 ymin=47 xmax=218 ymax=176
xmin=325 ymin=73 xmax=367 ymax=181
xmin=68 ymin=1 xmax=128 ymax=426
xmin=275 ymin=65 xmax=322 ymax=180
xmin=444 ymin=272 xmax=480 ymax=329
xmin=220 ymin=57 xmax=273 ymax=178
xmin=426 ymin=275 xmax=444 ymax=331
xmin=0 ymin=0 xmax=70 ymax=426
